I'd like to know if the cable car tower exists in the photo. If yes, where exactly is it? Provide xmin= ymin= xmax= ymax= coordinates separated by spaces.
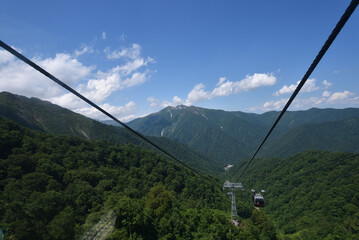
xmin=223 ymin=181 xmax=243 ymax=220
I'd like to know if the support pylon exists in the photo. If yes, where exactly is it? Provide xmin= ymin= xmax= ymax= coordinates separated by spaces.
xmin=223 ymin=181 xmax=242 ymax=220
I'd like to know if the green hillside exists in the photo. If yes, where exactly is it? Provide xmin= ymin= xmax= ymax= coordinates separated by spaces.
xmin=227 ymin=151 xmax=359 ymax=239
xmin=261 ymin=118 xmax=359 ymax=158
xmin=0 ymin=92 xmax=222 ymax=174
xmin=128 ymin=105 xmax=267 ymax=164
xmin=128 ymin=105 xmax=359 ymax=163
xmin=0 ymin=117 xmax=278 ymax=240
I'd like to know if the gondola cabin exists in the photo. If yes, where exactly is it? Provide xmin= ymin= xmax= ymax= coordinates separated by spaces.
xmin=254 ymin=193 xmax=264 ymax=207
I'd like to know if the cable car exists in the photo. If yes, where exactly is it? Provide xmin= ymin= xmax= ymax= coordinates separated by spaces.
xmin=252 ymin=189 xmax=265 ymax=207
xmin=253 ymin=193 xmax=265 ymax=207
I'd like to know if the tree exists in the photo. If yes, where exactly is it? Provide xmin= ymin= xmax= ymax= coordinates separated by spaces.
xmin=47 ymin=206 xmax=76 ymax=240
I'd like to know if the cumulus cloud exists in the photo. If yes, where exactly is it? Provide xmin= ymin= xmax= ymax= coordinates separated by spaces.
xmin=147 ymin=96 xmax=160 ymax=108
xmin=322 ymin=91 xmax=331 ymax=97
xmin=252 ymin=89 xmax=357 ymax=112
xmin=102 ymin=32 xmax=107 ymax=40
xmin=263 ymin=98 xmax=288 ymax=110
xmin=327 ymin=91 xmax=354 ymax=103
xmin=76 ymin=101 xmax=137 ymax=120
xmin=186 ymin=83 xmax=211 ymax=105
xmin=0 ymin=43 xmax=154 ymax=120
xmin=149 ymin=73 xmax=277 ymax=108
xmin=293 ymin=97 xmax=324 ymax=108
xmin=274 ymin=78 xmax=319 ymax=96
xmin=322 ymin=80 xmax=332 ymax=89
xmin=187 ymin=73 xmax=276 ymax=105
xmin=216 ymin=77 xmax=226 ymax=86
xmin=211 ymin=73 xmax=276 ymax=98
xmin=172 ymin=96 xmax=183 ymax=106
xmin=0 ymin=49 xmax=93 ymax=99
xmin=0 ymin=48 xmax=16 ymax=64
xmin=147 ymin=95 xmax=184 ymax=109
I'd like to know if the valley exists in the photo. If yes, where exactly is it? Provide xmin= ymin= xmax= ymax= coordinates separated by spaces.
xmin=0 ymin=91 xmax=359 ymax=239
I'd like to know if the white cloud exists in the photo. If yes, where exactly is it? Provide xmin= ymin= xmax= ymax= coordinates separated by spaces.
xmin=149 ymin=73 xmax=277 ymax=108
xmin=80 ymin=72 xmax=121 ymax=104
xmin=322 ymin=80 xmax=332 ymax=89
xmin=105 ymin=43 xmax=141 ymax=60
xmin=147 ymin=96 xmax=160 ymax=108
xmin=216 ymin=77 xmax=226 ymax=86
xmin=186 ymin=83 xmax=211 ymax=105
xmin=322 ymin=91 xmax=331 ymax=97
xmin=0 ymin=50 xmax=93 ymax=99
xmin=235 ymin=73 xmax=277 ymax=91
xmin=327 ymin=91 xmax=354 ymax=103
xmin=116 ymin=57 xmax=154 ymax=76
xmin=190 ymin=73 xmax=276 ymax=104
xmin=211 ymin=73 xmax=276 ymax=98
xmin=160 ymin=96 xmax=185 ymax=108
xmin=120 ymin=34 xmax=126 ymax=42
xmin=102 ymin=32 xmax=107 ymax=40
xmin=39 ymin=53 xmax=94 ymax=85
xmin=0 ymin=43 xmax=154 ymax=120
xmin=251 ymin=89 xmax=357 ymax=112
xmin=263 ymin=98 xmax=288 ymax=110
xmin=74 ymin=45 xmax=94 ymax=57
xmin=0 ymin=49 xmax=15 ymax=64
xmin=274 ymin=78 xmax=319 ymax=96
xmin=273 ymin=84 xmax=295 ymax=96
xmin=122 ymin=72 xmax=148 ymax=88
xmin=76 ymin=101 xmax=137 ymax=120
xmin=293 ymin=97 xmax=324 ymax=108
xmin=172 ymin=96 xmax=183 ymax=105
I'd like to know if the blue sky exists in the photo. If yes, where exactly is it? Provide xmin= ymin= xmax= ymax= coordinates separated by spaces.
xmin=1 ymin=0 xmax=358 ymax=121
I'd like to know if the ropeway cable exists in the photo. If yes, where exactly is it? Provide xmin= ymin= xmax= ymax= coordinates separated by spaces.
xmin=238 ymin=0 xmax=359 ymax=179
xmin=0 ymin=40 xmax=207 ymax=180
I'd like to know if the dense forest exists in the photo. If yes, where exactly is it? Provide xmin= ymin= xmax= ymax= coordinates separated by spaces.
xmin=1 ymin=93 xmax=359 ymax=239
xmin=128 ymin=105 xmax=359 ymax=163
xmin=227 ymin=151 xmax=359 ymax=239
xmin=0 ymin=117 xmax=277 ymax=239
xmin=0 ymin=92 xmax=222 ymax=175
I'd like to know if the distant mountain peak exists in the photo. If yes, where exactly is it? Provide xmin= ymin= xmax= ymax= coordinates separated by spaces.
xmin=165 ymin=105 xmax=189 ymax=110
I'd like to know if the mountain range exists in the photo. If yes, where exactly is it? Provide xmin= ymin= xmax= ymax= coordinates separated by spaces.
xmin=127 ymin=105 xmax=359 ymax=164
xmin=1 ymin=91 xmax=359 ymax=171
xmin=1 ymin=91 xmax=359 ymax=239
xmin=0 ymin=92 xmax=220 ymax=174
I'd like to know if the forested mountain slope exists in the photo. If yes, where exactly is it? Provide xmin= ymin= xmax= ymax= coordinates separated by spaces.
xmin=128 ymin=105 xmax=359 ymax=163
xmin=128 ymin=105 xmax=266 ymax=164
xmin=0 ymin=92 xmax=222 ymax=174
xmin=0 ymin=117 xmax=278 ymax=239
xmin=260 ymin=118 xmax=359 ymax=158
xmin=227 ymin=151 xmax=359 ymax=239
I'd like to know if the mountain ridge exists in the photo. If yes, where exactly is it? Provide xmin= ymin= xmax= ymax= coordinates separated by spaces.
xmin=128 ymin=104 xmax=359 ymax=162
xmin=0 ymin=92 xmax=222 ymax=174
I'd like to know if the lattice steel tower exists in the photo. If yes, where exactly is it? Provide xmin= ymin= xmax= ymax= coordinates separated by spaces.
xmin=223 ymin=181 xmax=243 ymax=220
